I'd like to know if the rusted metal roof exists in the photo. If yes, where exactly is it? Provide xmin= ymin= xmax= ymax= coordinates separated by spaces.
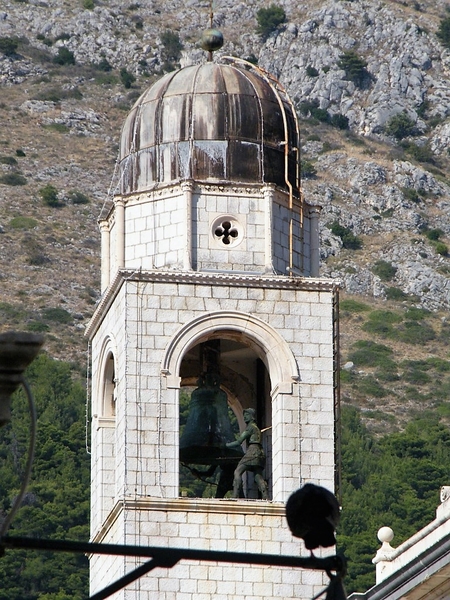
xmin=118 ymin=59 xmax=300 ymax=194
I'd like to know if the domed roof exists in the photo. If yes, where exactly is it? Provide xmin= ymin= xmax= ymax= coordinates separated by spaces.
xmin=118 ymin=59 xmax=300 ymax=194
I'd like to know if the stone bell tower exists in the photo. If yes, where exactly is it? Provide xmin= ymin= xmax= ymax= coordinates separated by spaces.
xmin=86 ymin=54 xmax=339 ymax=600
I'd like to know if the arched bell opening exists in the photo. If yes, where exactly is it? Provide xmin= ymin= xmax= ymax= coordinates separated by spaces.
xmin=92 ymin=346 xmax=117 ymax=529
xmin=178 ymin=336 xmax=272 ymax=500
xmin=102 ymin=352 xmax=116 ymax=419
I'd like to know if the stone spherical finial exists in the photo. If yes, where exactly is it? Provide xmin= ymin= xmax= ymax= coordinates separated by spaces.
xmin=377 ymin=526 xmax=394 ymax=544
xmin=200 ymin=28 xmax=224 ymax=52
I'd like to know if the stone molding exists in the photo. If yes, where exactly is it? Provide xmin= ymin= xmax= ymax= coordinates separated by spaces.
xmin=91 ymin=497 xmax=286 ymax=545
xmin=161 ymin=310 xmax=299 ymax=390
xmin=85 ymin=269 xmax=339 ymax=339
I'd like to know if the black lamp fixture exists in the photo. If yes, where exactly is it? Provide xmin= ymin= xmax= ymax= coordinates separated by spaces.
xmin=0 ymin=331 xmax=43 ymax=428
xmin=0 ymin=331 xmax=44 ymax=539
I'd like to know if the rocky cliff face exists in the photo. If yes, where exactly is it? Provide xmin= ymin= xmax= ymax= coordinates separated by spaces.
xmin=1 ymin=0 xmax=450 ymax=363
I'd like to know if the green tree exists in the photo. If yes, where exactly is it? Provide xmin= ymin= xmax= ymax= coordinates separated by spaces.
xmin=338 ymin=408 xmax=450 ymax=593
xmin=120 ymin=67 xmax=136 ymax=89
xmin=160 ymin=30 xmax=183 ymax=71
xmin=0 ymin=355 xmax=90 ymax=599
xmin=338 ymin=50 xmax=370 ymax=88
xmin=437 ymin=16 xmax=450 ymax=48
xmin=256 ymin=4 xmax=286 ymax=41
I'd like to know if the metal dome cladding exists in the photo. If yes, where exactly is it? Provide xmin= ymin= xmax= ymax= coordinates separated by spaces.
xmin=118 ymin=59 xmax=300 ymax=194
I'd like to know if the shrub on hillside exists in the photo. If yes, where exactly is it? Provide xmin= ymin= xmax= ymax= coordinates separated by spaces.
xmin=348 ymin=340 xmax=394 ymax=368
xmin=329 ymin=221 xmax=363 ymax=250
xmin=160 ymin=30 xmax=183 ymax=71
xmin=53 ymin=47 xmax=75 ymax=65
xmin=372 ymin=260 xmax=397 ymax=281
xmin=306 ymin=65 xmax=319 ymax=77
xmin=403 ymin=141 xmax=435 ymax=164
xmin=23 ymin=236 xmax=49 ymax=265
xmin=0 ymin=172 xmax=27 ymax=186
xmin=39 ymin=184 xmax=60 ymax=207
xmin=339 ymin=299 xmax=370 ymax=313
xmin=330 ymin=113 xmax=349 ymax=130
xmin=301 ymin=160 xmax=317 ymax=179
xmin=0 ymin=37 xmax=19 ymax=57
xmin=435 ymin=242 xmax=448 ymax=256
xmin=425 ymin=228 xmax=443 ymax=241
xmin=94 ymin=57 xmax=112 ymax=72
xmin=256 ymin=4 xmax=286 ymax=40
xmin=67 ymin=190 xmax=90 ymax=205
xmin=385 ymin=111 xmax=417 ymax=140
xmin=42 ymin=307 xmax=72 ymax=324
xmin=299 ymin=99 xmax=329 ymax=122
xmin=9 ymin=216 xmax=38 ymax=230
xmin=120 ymin=67 xmax=136 ymax=88
xmin=398 ymin=320 xmax=436 ymax=345
xmin=385 ymin=287 xmax=409 ymax=301
xmin=0 ymin=155 xmax=17 ymax=165
xmin=437 ymin=16 xmax=450 ymax=48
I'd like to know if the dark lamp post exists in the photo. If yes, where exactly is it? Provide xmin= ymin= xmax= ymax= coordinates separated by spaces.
xmin=0 ymin=331 xmax=44 ymax=427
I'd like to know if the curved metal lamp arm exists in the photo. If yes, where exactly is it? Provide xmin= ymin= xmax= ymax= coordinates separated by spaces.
xmin=0 ymin=377 xmax=37 ymax=538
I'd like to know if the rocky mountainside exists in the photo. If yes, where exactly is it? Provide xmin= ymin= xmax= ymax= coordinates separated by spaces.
xmin=1 ymin=0 xmax=450 ymax=427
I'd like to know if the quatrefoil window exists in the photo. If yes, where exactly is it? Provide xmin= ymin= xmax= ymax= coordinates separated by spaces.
xmin=214 ymin=220 xmax=238 ymax=245
xmin=211 ymin=215 xmax=243 ymax=248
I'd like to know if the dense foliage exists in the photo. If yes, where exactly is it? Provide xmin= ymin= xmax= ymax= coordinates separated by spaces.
xmin=339 ymin=406 xmax=450 ymax=593
xmin=0 ymin=354 xmax=90 ymax=600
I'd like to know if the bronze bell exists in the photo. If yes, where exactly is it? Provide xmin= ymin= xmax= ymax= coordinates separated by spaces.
xmin=180 ymin=372 xmax=243 ymax=466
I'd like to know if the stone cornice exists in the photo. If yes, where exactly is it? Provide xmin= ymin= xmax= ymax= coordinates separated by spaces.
xmin=98 ymin=180 xmax=316 ymax=217
xmin=92 ymin=497 xmax=286 ymax=544
xmin=85 ymin=269 xmax=339 ymax=340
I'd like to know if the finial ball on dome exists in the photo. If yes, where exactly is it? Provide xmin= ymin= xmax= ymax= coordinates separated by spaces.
xmin=200 ymin=28 xmax=224 ymax=52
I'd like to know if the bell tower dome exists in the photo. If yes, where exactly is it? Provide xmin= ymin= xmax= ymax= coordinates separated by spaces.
xmin=98 ymin=58 xmax=321 ymax=290
xmin=87 ymin=54 xmax=339 ymax=600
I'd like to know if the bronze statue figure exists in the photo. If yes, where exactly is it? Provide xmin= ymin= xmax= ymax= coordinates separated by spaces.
xmin=226 ymin=407 xmax=269 ymax=500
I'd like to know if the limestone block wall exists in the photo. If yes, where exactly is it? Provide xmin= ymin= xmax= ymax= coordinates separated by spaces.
xmin=124 ymin=190 xmax=187 ymax=270
xmin=193 ymin=186 xmax=266 ymax=273
xmin=87 ymin=271 xmax=338 ymax=600
xmin=100 ymin=183 xmax=318 ymax=286
xmin=272 ymin=200 xmax=302 ymax=276
xmin=88 ymin=272 xmax=337 ymax=507
xmin=89 ymin=498 xmax=333 ymax=600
